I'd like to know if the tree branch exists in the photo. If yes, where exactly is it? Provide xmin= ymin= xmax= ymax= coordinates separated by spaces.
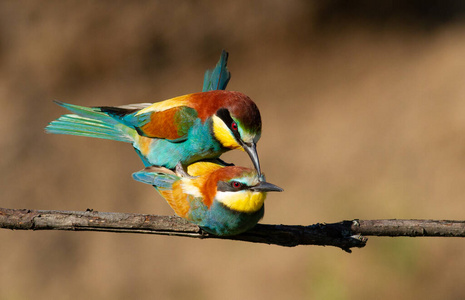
xmin=351 ymin=219 xmax=465 ymax=237
xmin=1 ymin=208 xmax=464 ymax=253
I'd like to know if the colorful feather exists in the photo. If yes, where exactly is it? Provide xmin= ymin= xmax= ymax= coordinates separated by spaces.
xmin=132 ymin=161 xmax=282 ymax=236
xmin=203 ymin=50 xmax=231 ymax=92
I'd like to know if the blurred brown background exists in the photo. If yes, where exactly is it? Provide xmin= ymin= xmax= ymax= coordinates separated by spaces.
xmin=2 ymin=1 xmax=465 ymax=299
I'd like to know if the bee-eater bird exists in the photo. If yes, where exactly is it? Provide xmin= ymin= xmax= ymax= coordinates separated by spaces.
xmin=203 ymin=50 xmax=230 ymax=92
xmin=132 ymin=162 xmax=283 ymax=236
xmin=45 ymin=90 xmax=263 ymax=173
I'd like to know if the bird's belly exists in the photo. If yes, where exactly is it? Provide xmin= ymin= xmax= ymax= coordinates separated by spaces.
xmin=193 ymin=202 xmax=265 ymax=236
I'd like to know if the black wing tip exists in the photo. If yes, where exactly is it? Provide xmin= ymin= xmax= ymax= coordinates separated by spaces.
xmin=220 ymin=49 xmax=229 ymax=61
xmin=99 ymin=106 xmax=139 ymax=117
xmin=53 ymin=100 xmax=65 ymax=106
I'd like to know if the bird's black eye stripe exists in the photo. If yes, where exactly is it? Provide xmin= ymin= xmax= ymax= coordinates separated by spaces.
xmin=217 ymin=180 xmax=248 ymax=192
xmin=216 ymin=108 xmax=241 ymax=137
xmin=216 ymin=108 xmax=234 ymax=127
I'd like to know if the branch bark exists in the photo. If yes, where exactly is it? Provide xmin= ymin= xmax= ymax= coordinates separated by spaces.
xmin=352 ymin=219 xmax=465 ymax=237
xmin=1 ymin=208 xmax=464 ymax=252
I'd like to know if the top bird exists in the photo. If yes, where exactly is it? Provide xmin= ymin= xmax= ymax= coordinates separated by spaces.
xmin=46 ymin=90 xmax=262 ymax=173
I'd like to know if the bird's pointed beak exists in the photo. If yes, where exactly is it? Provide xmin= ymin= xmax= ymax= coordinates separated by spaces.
xmin=242 ymin=142 xmax=261 ymax=175
xmin=250 ymin=180 xmax=284 ymax=192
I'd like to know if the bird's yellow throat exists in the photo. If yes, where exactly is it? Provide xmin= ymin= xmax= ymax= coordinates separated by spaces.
xmin=212 ymin=115 xmax=243 ymax=150
xmin=217 ymin=190 xmax=266 ymax=213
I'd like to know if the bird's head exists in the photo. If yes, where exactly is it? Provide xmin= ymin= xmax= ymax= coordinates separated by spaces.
xmin=210 ymin=92 xmax=262 ymax=174
xmin=202 ymin=166 xmax=283 ymax=214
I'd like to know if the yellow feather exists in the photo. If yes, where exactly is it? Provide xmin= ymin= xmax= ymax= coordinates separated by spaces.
xmin=186 ymin=162 xmax=224 ymax=177
xmin=136 ymin=94 xmax=191 ymax=115
xmin=212 ymin=115 xmax=242 ymax=150
xmin=135 ymin=135 xmax=153 ymax=156
xmin=217 ymin=191 xmax=267 ymax=213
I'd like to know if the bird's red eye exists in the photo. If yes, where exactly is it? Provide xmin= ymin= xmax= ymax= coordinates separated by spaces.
xmin=232 ymin=181 xmax=242 ymax=189
xmin=231 ymin=122 xmax=238 ymax=131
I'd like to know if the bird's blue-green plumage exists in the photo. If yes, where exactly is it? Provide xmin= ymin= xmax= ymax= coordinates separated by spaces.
xmin=203 ymin=50 xmax=231 ymax=92
xmin=132 ymin=165 xmax=266 ymax=236
xmin=141 ymin=118 xmax=225 ymax=169
xmin=132 ymin=169 xmax=177 ymax=191
xmin=46 ymin=106 xmax=227 ymax=169
xmin=46 ymin=101 xmax=136 ymax=143
xmin=190 ymin=200 xmax=264 ymax=236
xmin=45 ymin=52 xmax=263 ymax=172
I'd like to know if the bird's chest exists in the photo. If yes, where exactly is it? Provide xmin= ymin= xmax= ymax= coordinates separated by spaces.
xmin=195 ymin=201 xmax=265 ymax=236
xmin=183 ymin=120 xmax=225 ymax=158
xmin=189 ymin=122 xmax=218 ymax=146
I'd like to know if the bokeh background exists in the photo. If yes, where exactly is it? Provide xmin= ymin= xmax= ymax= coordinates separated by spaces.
xmin=2 ymin=1 xmax=465 ymax=299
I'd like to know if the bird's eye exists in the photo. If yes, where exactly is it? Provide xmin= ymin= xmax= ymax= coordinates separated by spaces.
xmin=231 ymin=122 xmax=238 ymax=131
xmin=231 ymin=181 xmax=242 ymax=189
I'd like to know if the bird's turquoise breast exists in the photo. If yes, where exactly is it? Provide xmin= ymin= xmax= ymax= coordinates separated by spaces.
xmin=188 ymin=199 xmax=265 ymax=236
xmin=139 ymin=119 xmax=225 ymax=169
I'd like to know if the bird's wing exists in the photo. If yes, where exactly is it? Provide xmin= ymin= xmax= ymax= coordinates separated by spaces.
xmin=132 ymin=166 xmax=178 ymax=189
xmin=203 ymin=50 xmax=231 ymax=92
xmin=101 ymin=104 xmax=198 ymax=141
xmin=135 ymin=106 xmax=198 ymax=141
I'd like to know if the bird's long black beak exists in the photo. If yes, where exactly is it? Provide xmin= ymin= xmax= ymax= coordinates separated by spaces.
xmin=250 ymin=181 xmax=283 ymax=192
xmin=242 ymin=142 xmax=261 ymax=175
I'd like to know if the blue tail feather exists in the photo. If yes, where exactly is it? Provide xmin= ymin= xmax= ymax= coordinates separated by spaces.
xmin=203 ymin=50 xmax=231 ymax=92
xmin=54 ymin=101 xmax=120 ymax=125
xmin=45 ymin=102 xmax=135 ymax=143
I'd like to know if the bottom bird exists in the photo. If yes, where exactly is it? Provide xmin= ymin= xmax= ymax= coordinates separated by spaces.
xmin=133 ymin=162 xmax=283 ymax=236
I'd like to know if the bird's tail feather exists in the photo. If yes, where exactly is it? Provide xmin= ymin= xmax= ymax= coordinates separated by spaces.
xmin=45 ymin=101 xmax=135 ymax=143
xmin=203 ymin=50 xmax=230 ymax=92
xmin=132 ymin=166 xmax=179 ymax=190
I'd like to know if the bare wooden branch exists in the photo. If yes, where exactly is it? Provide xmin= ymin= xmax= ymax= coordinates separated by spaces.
xmin=351 ymin=219 xmax=465 ymax=237
xmin=0 ymin=207 xmax=365 ymax=252
xmin=1 ymin=208 xmax=464 ymax=253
